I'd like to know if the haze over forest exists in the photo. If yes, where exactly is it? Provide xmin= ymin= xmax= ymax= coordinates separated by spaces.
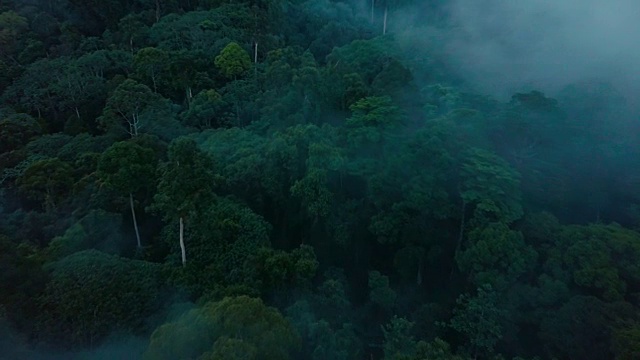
xmin=437 ymin=0 xmax=640 ymax=107
xmin=1 ymin=0 xmax=640 ymax=359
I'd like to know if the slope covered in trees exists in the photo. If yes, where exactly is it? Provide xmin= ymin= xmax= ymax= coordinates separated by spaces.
xmin=1 ymin=0 xmax=640 ymax=359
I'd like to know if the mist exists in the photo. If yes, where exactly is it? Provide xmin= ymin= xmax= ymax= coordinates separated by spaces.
xmin=411 ymin=0 xmax=640 ymax=107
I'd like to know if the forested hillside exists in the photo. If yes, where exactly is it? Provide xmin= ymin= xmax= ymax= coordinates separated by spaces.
xmin=1 ymin=0 xmax=640 ymax=359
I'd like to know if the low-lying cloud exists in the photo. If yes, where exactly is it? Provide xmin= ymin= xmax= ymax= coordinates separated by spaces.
xmin=419 ymin=0 xmax=640 ymax=106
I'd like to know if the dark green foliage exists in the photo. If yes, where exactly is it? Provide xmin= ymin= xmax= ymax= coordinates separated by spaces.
xmin=457 ymin=223 xmax=537 ymax=289
xmin=98 ymin=140 xmax=158 ymax=195
xmin=152 ymin=136 xmax=216 ymax=220
xmin=162 ymin=196 xmax=270 ymax=296
xmin=448 ymin=285 xmax=507 ymax=358
xmin=460 ymin=148 xmax=523 ymax=225
xmin=0 ymin=236 xmax=47 ymax=333
xmin=382 ymin=316 xmax=417 ymax=359
xmin=37 ymin=250 xmax=164 ymax=348
xmin=539 ymin=296 xmax=636 ymax=360
xmin=1 ymin=1 xmax=640 ymax=359
xmin=215 ymin=42 xmax=251 ymax=79
xmin=45 ymin=210 xmax=124 ymax=260
xmin=0 ymin=113 xmax=42 ymax=153
xmin=144 ymin=296 xmax=300 ymax=360
xmin=369 ymin=270 xmax=397 ymax=311
xmin=16 ymin=158 xmax=74 ymax=211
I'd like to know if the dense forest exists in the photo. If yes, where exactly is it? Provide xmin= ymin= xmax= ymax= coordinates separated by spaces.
xmin=1 ymin=0 xmax=640 ymax=359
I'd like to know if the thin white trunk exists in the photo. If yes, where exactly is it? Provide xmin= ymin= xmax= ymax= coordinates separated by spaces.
xmin=151 ymin=71 xmax=158 ymax=93
xmin=254 ymin=41 xmax=258 ymax=63
xmin=371 ymin=0 xmax=375 ymax=23
xmin=456 ymin=201 xmax=466 ymax=254
xmin=383 ymin=5 xmax=388 ymax=34
xmin=155 ymin=0 xmax=161 ymax=22
xmin=179 ymin=217 xmax=186 ymax=267
xmin=186 ymin=87 xmax=193 ymax=107
xmin=450 ymin=200 xmax=466 ymax=279
xmin=130 ymin=193 xmax=142 ymax=248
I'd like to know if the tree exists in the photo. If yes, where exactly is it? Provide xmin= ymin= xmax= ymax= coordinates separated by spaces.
xmin=133 ymin=47 xmax=169 ymax=93
xmin=454 ymin=148 xmax=523 ymax=260
xmin=144 ymin=296 xmax=300 ymax=360
xmin=552 ymin=223 xmax=640 ymax=302
xmin=16 ymin=158 xmax=74 ymax=212
xmin=459 ymin=148 xmax=523 ymax=225
xmin=45 ymin=210 xmax=124 ymax=260
xmin=0 ymin=113 xmax=41 ymax=153
xmin=152 ymin=137 xmax=216 ymax=267
xmin=97 ymin=141 xmax=158 ymax=249
xmin=382 ymin=316 xmax=417 ymax=360
xmin=413 ymin=338 xmax=464 ymax=360
xmin=215 ymin=42 xmax=251 ymax=79
xmin=457 ymin=223 xmax=537 ymax=289
xmin=447 ymin=284 xmax=507 ymax=359
xmin=100 ymin=79 xmax=170 ymax=138
xmin=53 ymin=60 xmax=106 ymax=123
xmin=0 ymin=11 xmax=28 ymax=63
xmin=37 ymin=250 xmax=164 ymax=348
xmin=180 ymin=89 xmax=227 ymax=129
xmin=1 ymin=58 xmax=65 ymax=122
xmin=345 ymin=96 xmax=403 ymax=155
xmin=161 ymin=196 xmax=273 ymax=297
xmin=539 ymin=295 xmax=631 ymax=360
xmin=369 ymin=270 xmax=396 ymax=312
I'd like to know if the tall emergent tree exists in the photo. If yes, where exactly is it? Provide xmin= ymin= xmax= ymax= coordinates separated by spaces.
xmin=215 ymin=42 xmax=251 ymax=80
xmin=97 ymin=140 xmax=158 ymax=249
xmin=152 ymin=136 xmax=215 ymax=267
xmin=99 ymin=79 xmax=169 ymax=138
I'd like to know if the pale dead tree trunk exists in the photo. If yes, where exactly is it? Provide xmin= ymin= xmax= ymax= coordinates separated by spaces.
xmin=455 ymin=201 xmax=466 ymax=255
xmin=254 ymin=41 xmax=258 ymax=63
xmin=74 ymin=106 xmax=80 ymax=120
xmin=186 ymin=87 xmax=193 ymax=107
xmin=371 ymin=0 xmax=375 ymax=23
xmin=253 ymin=41 xmax=258 ymax=80
xmin=130 ymin=193 xmax=142 ymax=248
xmin=450 ymin=200 xmax=467 ymax=279
xmin=151 ymin=70 xmax=158 ymax=93
xmin=235 ymin=101 xmax=241 ymax=126
xmin=179 ymin=217 xmax=186 ymax=267
xmin=155 ymin=0 xmax=161 ymax=23
xmin=383 ymin=5 xmax=388 ymax=34
xmin=416 ymin=255 xmax=423 ymax=285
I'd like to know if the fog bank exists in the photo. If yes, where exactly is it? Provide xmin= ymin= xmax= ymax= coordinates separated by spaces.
xmin=428 ymin=0 xmax=640 ymax=107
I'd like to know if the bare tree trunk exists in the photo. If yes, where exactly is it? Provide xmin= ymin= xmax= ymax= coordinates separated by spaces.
xmin=383 ymin=5 xmax=388 ymax=34
xmin=151 ymin=72 xmax=158 ymax=93
xmin=253 ymin=41 xmax=259 ymax=80
xmin=254 ymin=41 xmax=258 ymax=63
xmin=417 ymin=255 xmax=423 ymax=285
xmin=455 ymin=201 xmax=466 ymax=255
xmin=371 ymin=0 xmax=375 ymax=23
xmin=179 ymin=217 xmax=186 ymax=267
xmin=155 ymin=0 xmax=161 ymax=23
xmin=130 ymin=193 xmax=142 ymax=248
xmin=235 ymin=101 xmax=240 ymax=126
xmin=450 ymin=200 xmax=467 ymax=279
xmin=186 ymin=86 xmax=193 ymax=107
